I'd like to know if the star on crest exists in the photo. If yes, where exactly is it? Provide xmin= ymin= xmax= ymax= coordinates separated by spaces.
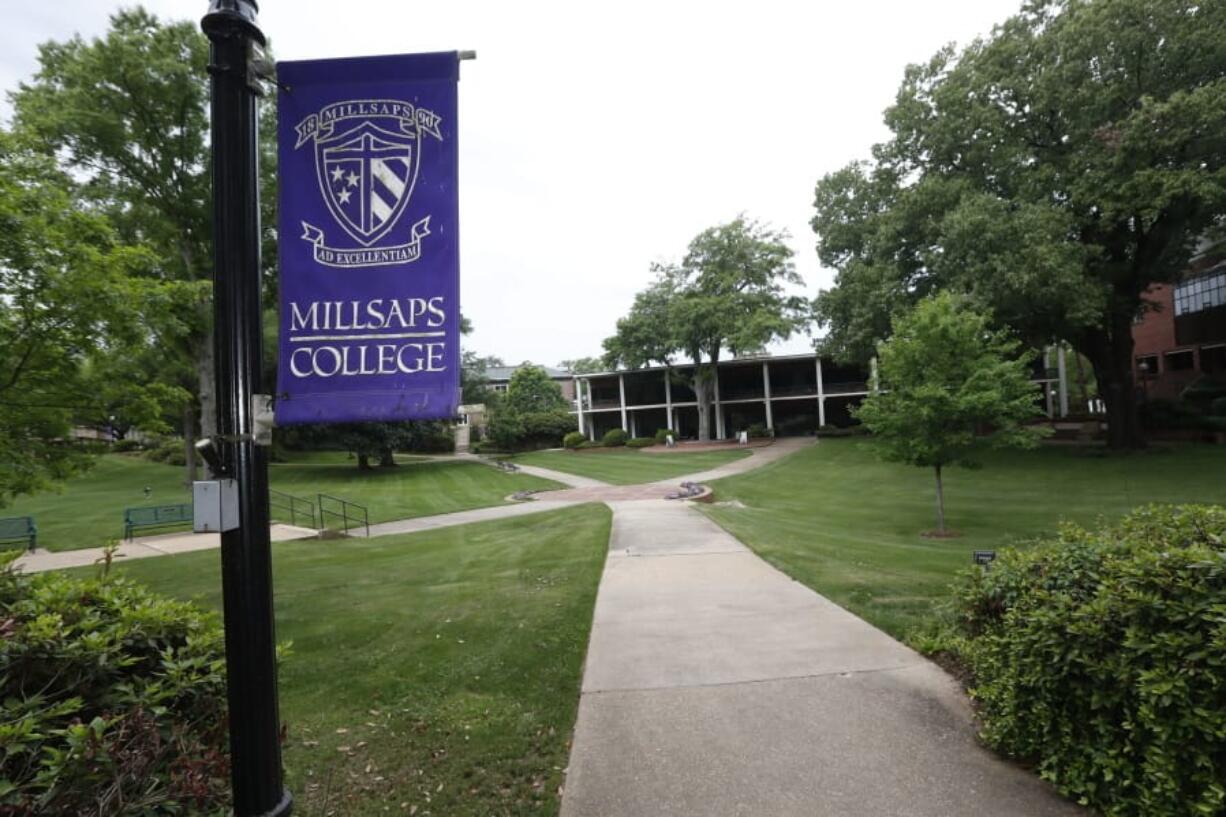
xmin=330 ymin=166 xmax=345 ymax=182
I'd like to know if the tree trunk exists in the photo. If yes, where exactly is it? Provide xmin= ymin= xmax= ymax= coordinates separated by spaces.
xmin=933 ymin=464 xmax=946 ymax=534
xmin=378 ymin=448 xmax=396 ymax=467
xmin=356 ymin=453 xmax=372 ymax=470
xmin=196 ymin=329 xmax=217 ymax=455
xmin=182 ymin=401 xmax=198 ymax=487
xmin=1078 ymin=313 xmax=1144 ymax=450
xmin=693 ymin=365 xmax=713 ymax=442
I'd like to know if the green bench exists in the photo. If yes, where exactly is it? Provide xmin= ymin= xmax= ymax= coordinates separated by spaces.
xmin=124 ymin=504 xmax=193 ymax=540
xmin=0 ymin=516 xmax=37 ymax=551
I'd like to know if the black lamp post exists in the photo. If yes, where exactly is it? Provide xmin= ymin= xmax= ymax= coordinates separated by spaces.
xmin=201 ymin=2 xmax=291 ymax=815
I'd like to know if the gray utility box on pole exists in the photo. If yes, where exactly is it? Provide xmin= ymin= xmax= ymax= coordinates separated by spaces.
xmin=193 ymin=479 xmax=240 ymax=533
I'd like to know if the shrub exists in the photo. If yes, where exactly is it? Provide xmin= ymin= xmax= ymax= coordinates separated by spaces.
xmin=143 ymin=437 xmax=186 ymax=467
xmin=409 ymin=430 xmax=455 ymax=453
xmin=1139 ymin=397 xmax=1226 ymax=433
xmin=488 ymin=409 xmax=576 ymax=452
xmin=626 ymin=437 xmax=656 ymax=448
xmin=815 ymin=425 xmax=854 ymax=438
xmin=1138 ymin=398 xmax=1196 ymax=431
xmin=943 ymin=505 xmax=1226 ymax=816
xmin=654 ymin=428 xmax=675 ymax=443
xmin=0 ymin=556 xmax=232 ymax=814
xmin=1181 ymin=375 xmax=1226 ymax=409
xmin=486 ymin=412 xmax=525 ymax=451
xmin=111 ymin=438 xmax=144 ymax=453
xmin=1211 ymin=396 xmax=1226 ymax=417
xmin=576 ymin=440 xmax=604 ymax=449
xmin=746 ymin=423 xmax=772 ymax=439
xmin=519 ymin=410 xmax=577 ymax=446
xmin=601 ymin=428 xmax=628 ymax=447
xmin=562 ymin=431 xmax=587 ymax=449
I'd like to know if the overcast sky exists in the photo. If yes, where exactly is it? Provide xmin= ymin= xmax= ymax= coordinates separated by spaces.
xmin=2 ymin=0 xmax=1024 ymax=367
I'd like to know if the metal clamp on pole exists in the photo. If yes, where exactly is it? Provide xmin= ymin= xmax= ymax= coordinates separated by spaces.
xmin=200 ymin=2 xmax=291 ymax=816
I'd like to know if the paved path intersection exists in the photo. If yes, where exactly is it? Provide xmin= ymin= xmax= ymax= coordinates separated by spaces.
xmin=14 ymin=440 xmax=1084 ymax=815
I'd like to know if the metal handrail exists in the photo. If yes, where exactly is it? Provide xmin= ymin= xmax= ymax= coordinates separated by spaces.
xmin=269 ymin=489 xmax=316 ymax=529
xmin=317 ymin=493 xmax=370 ymax=537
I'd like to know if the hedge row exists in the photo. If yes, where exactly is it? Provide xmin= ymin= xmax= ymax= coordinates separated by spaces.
xmin=938 ymin=505 xmax=1226 ymax=816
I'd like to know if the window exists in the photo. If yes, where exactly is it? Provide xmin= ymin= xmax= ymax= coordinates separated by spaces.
xmin=1174 ymin=268 xmax=1226 ymax=316
xmin=1164 ymin=350 xmax=1195 ymax=372
xmin=1136 ymin=354 xmax=1159 ymax=376
xmin=1202 ymin=345 xmax=1226 ymax=374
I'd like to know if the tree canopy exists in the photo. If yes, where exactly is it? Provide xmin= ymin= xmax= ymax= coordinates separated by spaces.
xmin=855 ymin=293 xmax=1044 ymax=533
xmin=604 ymin=216 xmax=807 ymax=440
xmin=559 ymin=357 xmax=605 ymax=375
xmin=0 ymin=132 xmax=158 ymax=505
xmin=10 ymin=7 xmax=279 ymax=480
xmin=504 ymin=366 xmax=569 ymax=415
xmin=811 ymin=0 xmax=1226 ymax=448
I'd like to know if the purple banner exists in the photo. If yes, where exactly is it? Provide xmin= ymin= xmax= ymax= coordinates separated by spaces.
xmin=274 ymin=53 xmax=460 ymax=425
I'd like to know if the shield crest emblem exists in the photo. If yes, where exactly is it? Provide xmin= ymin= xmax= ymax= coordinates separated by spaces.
xmin=315 ymin=120 xmax=419 ymax=247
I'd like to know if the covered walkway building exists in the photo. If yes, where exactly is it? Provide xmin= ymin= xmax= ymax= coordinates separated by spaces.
xmin=573 ymin=351 xmax=1072 ymax=441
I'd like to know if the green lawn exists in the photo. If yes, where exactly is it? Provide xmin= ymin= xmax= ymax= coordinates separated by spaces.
xmin=6 ymin=453 xmax=560 ymax=551
xmin=79 ymin=503 xmax=612 ymax=817
xmin=702 ymin=439 xmax=1226 ymax=641
xmin=512 ymin=447 xmax=751 ymax=485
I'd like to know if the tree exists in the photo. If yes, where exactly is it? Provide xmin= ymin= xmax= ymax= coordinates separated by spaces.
xmin=287 ymin=421 xmax=452 ymax=469
xmin=10 ymin=8 xmax=273 ymax=480
xmin=811 ymin=0 xmax=1226 ymax=449
xmin=604 ymin=216 xmax=807 ymax=441
xmin=460 ymin=351 xmax=495 ymax=405
xmin=559 ymin=357 xmax=604 ymax=375
xmin=504 ymin=365 xmax=568 ymax=414
xmin=0 ymin=130 xmax=155 ymax=506
xmin=483 ymin=365 xmax=575 ymax=450
xmin=75 ymin=348 xmax=190 ymax=440
xmin=855 ymin=294 xmax=1044 ymax=534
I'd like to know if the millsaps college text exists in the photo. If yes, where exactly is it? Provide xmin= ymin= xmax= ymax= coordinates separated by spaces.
xmin=286 ymin=296 xmax=448 ymax=378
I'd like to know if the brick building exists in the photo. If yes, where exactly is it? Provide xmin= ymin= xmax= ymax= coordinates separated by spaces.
xmin=1132 ymin=248 xmax=1226 ymax=402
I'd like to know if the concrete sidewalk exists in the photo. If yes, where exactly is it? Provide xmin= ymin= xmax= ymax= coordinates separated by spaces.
xmin=452 ymin=452 xmax=612 ymax=489
xmin=360 ymin=499 xmax=579 ymax=537
xmin=511 ymin=463 xmax=610 ymax=489
xmin=659 ymin=436 xmax=813 ymax=485
xmin=560 ymin=500 xmax=1084 ymax=817
xmin=12 ymin=523 xmax=318 ymax=573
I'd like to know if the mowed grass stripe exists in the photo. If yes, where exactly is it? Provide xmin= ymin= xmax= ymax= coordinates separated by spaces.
xmin=78 ymin=503 xmax=612 ymax=817
xmin=512 ymin=448 xmax=750 ymax=485
xmin=6 ymin=453 xmax=560 ymax=551
xmin=702 ymin=439 xmax=1226 ymax=640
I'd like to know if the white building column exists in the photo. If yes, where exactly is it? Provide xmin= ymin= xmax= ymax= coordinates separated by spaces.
xmin=1057 ymin=345 xmax=1069 ymax=418
xmin=586 ymin=380 xmax=597 ymax=440
xmin=713 ymin=368 xmax=725 ymax=439
xmin=762 ymin=361 xmax=774 ymax=430
xmin=664 ymin=368 xmax=674 ymax=431
xmin=618 ymin=373 xmax=628 ymax=432
xmin=816 ymin=357 xmax=826 ymax=428
xmin=575 ymin=377 xmax=585 ymax=437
